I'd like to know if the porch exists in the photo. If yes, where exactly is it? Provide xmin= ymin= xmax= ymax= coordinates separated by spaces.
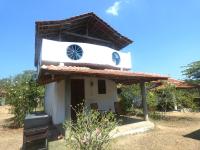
xmin=39 ymin=65 xmax=168 ymax=123
xmin=47 ymin=115 xmax=154 ymax=140
xmin=111 ymin=119 xmax=154 ymax=138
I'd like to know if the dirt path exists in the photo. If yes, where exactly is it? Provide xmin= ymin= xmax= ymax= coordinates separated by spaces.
xmin=0 ymin=105 xmax=200 ymax=150
xmin=111 ymin=112 xmax=200 ymax=150
xmin=0 ymin=105 xmax=22 ymax=150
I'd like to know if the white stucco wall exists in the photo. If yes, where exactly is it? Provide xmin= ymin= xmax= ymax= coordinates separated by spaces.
xmin=65 ymin=79 xmax=71 ymax=121
xmin=70 ymin=77 xmax=118 ymax=112
xmin=85 ymin=77 xmax=118 ymax=112
xmin=41 ymin=39 xmax=132 ymax=70
xmin=44 ymin=76 xmax=118 ymax=125
xmin=44 ymin=80 xmax=65 ymax=125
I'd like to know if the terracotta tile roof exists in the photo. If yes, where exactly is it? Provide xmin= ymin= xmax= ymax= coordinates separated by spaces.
xmin=38 ymin=65 xmax=168 ymax=85
xmin=154 ymin=78 xmax=200 ymax=89
xmin=167 ymin=78 xmax=200 ymax=89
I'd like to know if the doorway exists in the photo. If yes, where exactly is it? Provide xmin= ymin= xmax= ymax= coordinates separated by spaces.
xmin=70 ymin=79 xmax=85 ymax=121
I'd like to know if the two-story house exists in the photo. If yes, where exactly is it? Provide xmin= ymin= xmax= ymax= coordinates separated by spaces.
xmin=35 ymin=13 xmax=168 ymax=125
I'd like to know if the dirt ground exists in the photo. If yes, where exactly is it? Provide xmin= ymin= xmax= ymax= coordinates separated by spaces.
xmin=0 ymin=105 xmax=200 ymax=150
xmin=0 ymin=105 xmax=23 ymax=150
xmin=111 ymin=112 xmax=200 ymax=150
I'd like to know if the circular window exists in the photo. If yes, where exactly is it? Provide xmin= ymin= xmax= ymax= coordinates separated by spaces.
xmin=67 ymin=44 xmax=83 ymax=60
xmin=112 ymin=52 xmax=120 ymax=65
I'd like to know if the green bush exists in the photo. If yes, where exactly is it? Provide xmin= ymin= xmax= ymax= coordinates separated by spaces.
xmin=119 ymin=82 xmax=199 ymax=116
xmin=149 ymin=83 xmax=199 ymax=113
xmin=7 ymin=71 xmax=44 ymax=127
xmin=147 ymin=91 xmax=157 ymax=111
xmin=155 ymin=83 xmax=176 ymax=112
xmin=175 ymin=89 xmax=198 ymax=111
xmin=64 ymin=106 xmax=118 ymax=150
xmin=119 ymin=84 xmax=141 ymax=112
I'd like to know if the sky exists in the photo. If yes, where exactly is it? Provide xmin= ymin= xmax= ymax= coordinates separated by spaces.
xmin=0 ymin=0 xmax=200 ymax=79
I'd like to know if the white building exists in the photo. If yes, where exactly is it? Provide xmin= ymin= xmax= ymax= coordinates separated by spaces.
xmin=35 ymin=13 xmax=168 ymax=125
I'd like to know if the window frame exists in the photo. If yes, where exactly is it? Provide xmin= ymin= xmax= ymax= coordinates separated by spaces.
xmin=98 ymin=80 xmax=106 ymax=94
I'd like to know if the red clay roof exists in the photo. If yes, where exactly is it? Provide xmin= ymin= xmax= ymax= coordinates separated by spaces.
xmin=154 ymin=78 xmax=200 ymax=89
xmin=167 ymin=78 xmax=200 ymax=89
xmin=38 ymin=65 xmax=168 ymax=85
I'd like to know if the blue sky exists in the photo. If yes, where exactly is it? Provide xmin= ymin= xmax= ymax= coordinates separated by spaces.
xmin=0 ymin=0 xmax=200 ymax=79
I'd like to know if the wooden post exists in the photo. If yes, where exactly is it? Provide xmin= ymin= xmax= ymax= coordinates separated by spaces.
xmin=173 ymin=93 xmax=178 ymax=111
xmin=140 ymin=82 xmax=149 ymax=121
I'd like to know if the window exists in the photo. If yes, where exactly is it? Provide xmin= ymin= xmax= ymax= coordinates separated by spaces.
xmin=67 ymin=44 xmax=83 ymax=60
xmin=112 ymin=52 xmax=120 ymax=65
xmin=98 ymin=80 xmax=106 ymax=94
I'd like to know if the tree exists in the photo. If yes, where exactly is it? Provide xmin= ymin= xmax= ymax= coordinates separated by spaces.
xmin=182 ymin=61 xmax=200 ymax=83
xmin=6 ymin=70 xmax=44 ymax=127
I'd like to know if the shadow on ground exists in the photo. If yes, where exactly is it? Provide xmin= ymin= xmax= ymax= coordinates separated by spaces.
xmin=184 ymin=129 xmax=200 ymax=140
xmin=118 ymin=115 xmax=143 ymax=125
xmin=163 ymin=116 xmax=197 ymax=122
xmin=1 ymin=117 xmax=20 ymax=129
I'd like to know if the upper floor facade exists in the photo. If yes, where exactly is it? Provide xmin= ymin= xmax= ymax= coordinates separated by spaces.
xmin=35 ymin=13 xmax=133 ymax=75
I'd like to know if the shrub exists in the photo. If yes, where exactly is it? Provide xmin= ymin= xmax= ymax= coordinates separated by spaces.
xmin=119 ymin=84 xmax=141 ymax=112
xmin=64 ymin=106 xmax=118 ymax=150
xmin=155 ymin=83 xmax=176 ymax=112
xmin=147 ymin=91 xmax=157 ymax=111
xmin=7 ymin=72 xmax=44 ymax=127
xmin=175 ymin=89 xmax=198 ymax=111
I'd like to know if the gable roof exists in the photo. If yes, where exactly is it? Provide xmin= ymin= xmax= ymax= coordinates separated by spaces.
xmin=35 ymin=12 xmax=133 ymax=66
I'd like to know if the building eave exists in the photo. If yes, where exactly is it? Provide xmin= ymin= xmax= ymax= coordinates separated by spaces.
xmin=37 ymin=65 xmax=168 ymax=85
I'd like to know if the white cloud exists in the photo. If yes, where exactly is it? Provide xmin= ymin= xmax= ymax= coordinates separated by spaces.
xmin=106 ymin=1 xmax=121 ymax=16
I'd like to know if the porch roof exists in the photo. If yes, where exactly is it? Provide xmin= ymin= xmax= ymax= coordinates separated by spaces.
xmin=38 ymin=65 xmax=168 ymax=85
xmin=155 ymin=78 xmax=200 ymax=89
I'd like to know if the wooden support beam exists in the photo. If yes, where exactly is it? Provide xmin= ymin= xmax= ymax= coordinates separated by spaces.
xmin=62 ymin=31 xmax=112 ymax=45
xmin=140 ymin=82 xmax=149 ymax=121
xmin=37 ymin=74 xmax=66 ymax=85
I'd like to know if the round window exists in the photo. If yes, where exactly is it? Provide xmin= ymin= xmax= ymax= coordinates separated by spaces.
xmin=67 ymin=44 xmax=83 ymax=60
xmin=112 ymin=52 xmax=120 ymax=65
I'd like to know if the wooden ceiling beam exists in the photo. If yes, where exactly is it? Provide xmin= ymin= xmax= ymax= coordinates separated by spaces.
xmin=37 ymin=74 xmax=66 ymax=85
xmin=62 ymin=31 xmax=112 ymax=44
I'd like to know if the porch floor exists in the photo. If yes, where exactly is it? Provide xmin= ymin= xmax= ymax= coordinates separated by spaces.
xmin=111 ymin=116 xmax=155 ymax=138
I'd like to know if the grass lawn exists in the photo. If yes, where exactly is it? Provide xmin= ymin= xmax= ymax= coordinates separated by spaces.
xmin=0 ymin=105 xmax=200 ymax=150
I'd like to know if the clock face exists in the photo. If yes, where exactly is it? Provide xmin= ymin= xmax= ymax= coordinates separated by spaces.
xmin=112 ymin=52 xmax=120 ymax=65
xmin=67 ymin=44 xmax=83 ymax=60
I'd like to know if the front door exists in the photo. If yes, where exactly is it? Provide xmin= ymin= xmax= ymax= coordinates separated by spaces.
xmin=70 ymin=79 xmax=85 ymax=121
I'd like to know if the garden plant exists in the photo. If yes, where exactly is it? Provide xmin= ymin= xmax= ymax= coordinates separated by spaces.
xmin=64 ymin=104 xmax=118 ymax=150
